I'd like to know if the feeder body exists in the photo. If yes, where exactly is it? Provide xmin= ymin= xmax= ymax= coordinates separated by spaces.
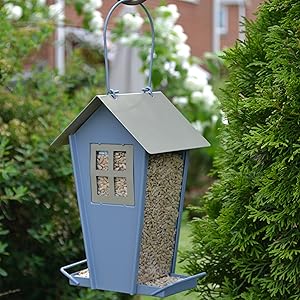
xmin=53 ymin=92 xmax=209 ymax=297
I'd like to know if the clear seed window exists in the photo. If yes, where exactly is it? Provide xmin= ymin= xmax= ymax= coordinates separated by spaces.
xmin=138 ymin=152 xmax=184 ymax=287
xmin=91 ymin=144 xmax=134 ymax=205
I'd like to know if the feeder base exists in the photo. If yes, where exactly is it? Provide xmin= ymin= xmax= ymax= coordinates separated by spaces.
xmin=68 ymin=268 xmax=206 ymax=298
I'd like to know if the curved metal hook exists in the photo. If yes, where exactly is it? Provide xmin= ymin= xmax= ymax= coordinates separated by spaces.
xmin=103 ymin=0 xmax=155 ymax=97
xmin=121 ymin=0 xmax=147 ymax=5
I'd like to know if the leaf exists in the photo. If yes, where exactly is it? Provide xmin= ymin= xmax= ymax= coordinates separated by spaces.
xmin=0 ymin=268 xmax=8 ymax=277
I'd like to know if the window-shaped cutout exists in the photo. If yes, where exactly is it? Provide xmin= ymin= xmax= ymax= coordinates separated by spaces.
xmin=113 ymin=151 xmax=127 ymax=171
xmin=97 ymin=176 xmax=109 ymax=196
xmin=91 ymin=144 xmax=134 ymax=205
xmin=96 ymin=151 xmax=109 ymax=171
xmin=114 ymin=177 xmax=128 ymax=197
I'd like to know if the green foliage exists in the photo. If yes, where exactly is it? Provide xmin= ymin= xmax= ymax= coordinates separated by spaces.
xmin=203 ymin=52 xmax=228 ymax=100
xmin=0 ymin=67 xmax=81 ymax=299
xmin=63 ymin=48 xmax=104 ymax=96
xmin=75 ymin=290 xmax=133 ymax=300
xmin=0 ymin=137 xmax=27 ymax=278
xmin=0 ymin=11 xmax=52 ymax=84
xmin=183 ymin=0 xmax=300 ymax=298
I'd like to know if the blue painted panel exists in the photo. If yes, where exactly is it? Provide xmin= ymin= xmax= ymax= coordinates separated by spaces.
xmin=69 ymin=136 xmax=94 ymax=278
xmin=70 ymin=105 xmax=147 ymax=294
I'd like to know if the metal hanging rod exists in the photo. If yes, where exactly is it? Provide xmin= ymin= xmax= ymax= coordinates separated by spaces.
xmin=104 ymin=0 xmax=155 ymax=98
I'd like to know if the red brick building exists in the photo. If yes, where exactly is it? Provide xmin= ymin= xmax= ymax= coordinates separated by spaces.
xmin=45 ymin=0 xmax=263 ymax=73
xmin=101 ymin=0 xmax=263 ymax=57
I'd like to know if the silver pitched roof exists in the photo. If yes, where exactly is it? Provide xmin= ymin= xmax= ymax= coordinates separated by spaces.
xmin=51 ymin=91 xmax=210 ymax=154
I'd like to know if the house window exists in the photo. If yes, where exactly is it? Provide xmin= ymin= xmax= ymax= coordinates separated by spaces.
xmin=90 ymin=144 xmax=134 ymax=206
xmin=218 ymin=5 xmax=228 ymax=35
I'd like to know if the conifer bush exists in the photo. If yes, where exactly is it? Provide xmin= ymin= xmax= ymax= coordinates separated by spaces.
xmin=183 ymin=0 xmax=300 ymax=298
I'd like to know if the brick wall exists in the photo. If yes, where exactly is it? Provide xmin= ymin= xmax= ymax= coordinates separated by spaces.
xmin=32 ymin=0 xmax=264 ymax=69
xmin=246 ymin=0 xmax=263 ymax=20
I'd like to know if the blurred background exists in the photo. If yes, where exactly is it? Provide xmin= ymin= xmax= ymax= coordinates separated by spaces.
xmin=0 ymin=0 xmax=262 ymax=299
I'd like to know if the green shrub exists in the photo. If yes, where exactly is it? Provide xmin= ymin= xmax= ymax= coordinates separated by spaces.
xmin=0 ymin=4 xmax=52 ymax=84
xmin=0 ymin=68 xmax=80 ymax=299
xmin=183 ymin=0 xmax=300 ymax=299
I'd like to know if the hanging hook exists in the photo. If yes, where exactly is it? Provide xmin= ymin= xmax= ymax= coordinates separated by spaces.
xmin=103 ymin=0 xmax=155 ymax=98
xmin=120 ymin=0 xmax=147 ymax=5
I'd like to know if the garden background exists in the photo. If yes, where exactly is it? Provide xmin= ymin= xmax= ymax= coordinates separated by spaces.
xmin=0 ymin=0 xmax=299 ymax=299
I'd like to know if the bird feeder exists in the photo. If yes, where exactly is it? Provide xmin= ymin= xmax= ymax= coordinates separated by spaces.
xmin=51 ymin=0 xmax=209 ymax=297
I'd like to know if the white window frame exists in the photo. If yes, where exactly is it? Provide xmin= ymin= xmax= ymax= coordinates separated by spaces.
xmin=218 ymin=5 xmax=229 ymax=35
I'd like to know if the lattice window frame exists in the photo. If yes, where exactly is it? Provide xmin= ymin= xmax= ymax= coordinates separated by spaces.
xmin=90 ymin=144 xmax=134 ymax=205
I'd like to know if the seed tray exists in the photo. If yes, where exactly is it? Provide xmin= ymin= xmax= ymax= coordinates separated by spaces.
xmin=69 ymin=268 xmax=206 ymax=298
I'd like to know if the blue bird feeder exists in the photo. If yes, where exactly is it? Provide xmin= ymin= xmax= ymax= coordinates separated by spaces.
xmin=51 ymin=1 xmax=209 ymax=297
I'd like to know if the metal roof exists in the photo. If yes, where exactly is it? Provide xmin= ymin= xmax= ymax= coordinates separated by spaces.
xmin=51 ymin=91 xmax=210 ymax=154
